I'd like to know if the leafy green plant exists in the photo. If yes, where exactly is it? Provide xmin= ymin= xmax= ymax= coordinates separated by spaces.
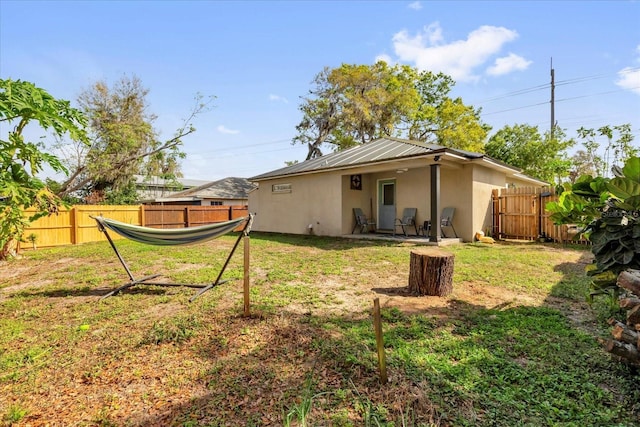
xmin=547 ymin=156 xmax=640 ymax=303
xmin=283 ymin=370 xmax=332 ymax=427
xmin=3 ymin=404 xmax=28 ymax=424
xmin=0 ymin=78 xmax=89 ymax=259
xmin=26 ymin=233 xmax=37 ymax=250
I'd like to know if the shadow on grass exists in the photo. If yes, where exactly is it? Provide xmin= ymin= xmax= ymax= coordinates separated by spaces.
xmin=251 ymin=231 xmax=407 ymax=250
xmin=126 ymin=297 xmax=640 ymax=426
xmin=9 ymin=285 xmax=171 ymax=299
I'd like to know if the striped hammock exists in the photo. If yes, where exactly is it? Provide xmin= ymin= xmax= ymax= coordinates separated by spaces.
xmin=93 ymin=216 xmax=247 ymax=246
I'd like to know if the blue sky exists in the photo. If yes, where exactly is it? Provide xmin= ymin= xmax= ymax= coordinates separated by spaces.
xmin=1 ymin=0 xmax=639 ymax=181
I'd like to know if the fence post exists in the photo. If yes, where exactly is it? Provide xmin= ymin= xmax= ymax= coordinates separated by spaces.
xmin=140 ymin=204 xmax=145 ymax=227
xmin=491 ymin=189 xmax=500 ymax=239
xmin=72 ymin=207 xmax=79 ymax=245
xmin=185 ymin=206 xmax=190 ymax=228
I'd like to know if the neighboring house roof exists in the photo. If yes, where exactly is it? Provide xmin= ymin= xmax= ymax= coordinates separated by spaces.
xmin=134 ymin=175 xmax=210 ymax=189
xmin=172 ymin=177 xmax=257 ymax=199
xmin=249 ymin=137 xmax=547 ymax=185
xmin=142 ymin=177 xmax=257 ymax=203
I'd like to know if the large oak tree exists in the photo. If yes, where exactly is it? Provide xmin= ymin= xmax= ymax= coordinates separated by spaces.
xmin=293 ymin=62 xmax=489 ymax=160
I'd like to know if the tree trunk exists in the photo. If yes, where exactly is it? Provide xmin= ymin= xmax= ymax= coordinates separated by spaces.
xmin=617 ymin=269 xmax=640 ymax=296
xmin=608 ymin=318 xmax=640 ymax=345
xmin=602 ymin=269 xmax=640 ymax=366
xmin=408 ymin=249 xmax=454 ymax=296
xmin=619 ymin=297 xmax=640 ymax=310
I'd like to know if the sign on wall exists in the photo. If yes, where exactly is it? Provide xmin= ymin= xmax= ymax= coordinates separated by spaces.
xmin=272 ymin=183 xmax=292 ymax=193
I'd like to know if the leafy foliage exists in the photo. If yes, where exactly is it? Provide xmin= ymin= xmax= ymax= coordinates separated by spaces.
xmin=574 ymin=125 xmax=638 ymax=179
xmin=485 ymin=124 xmax=574 ymax=183
xmin=56 ymin=75 xmax=214 ymax=202
xmin=0 ymin=78 xmax=88 ymax=259
xmin=294 ymin=62 xmax=488 ymax=159
xmin=547 ymin=156 xmax=640 ymax=302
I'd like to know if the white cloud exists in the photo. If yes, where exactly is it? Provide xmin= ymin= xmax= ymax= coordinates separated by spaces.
xmin=390 ymin=22 xmax=524 ymax=82
xmin=616 ymin=67 xmax=640 ymax=95
xmin=216 ymin=125 xmax=240 ymax=135
xmin=486 ymin=53 xmax=532 ymax=76
xmin=269 ymin=94 xmax=289 ymax=103
xmin=408 ymin=1 xmax=422 ymax=10
xmin=615 ymin=44 xmax=640 ymax=96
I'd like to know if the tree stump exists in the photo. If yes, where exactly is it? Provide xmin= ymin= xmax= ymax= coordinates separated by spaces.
xmin=408 ymin=249 xmax=454 ymax=296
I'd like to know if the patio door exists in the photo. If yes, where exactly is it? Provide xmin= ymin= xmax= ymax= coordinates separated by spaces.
xmin=378 ymin=180 xmax=396 ymax=230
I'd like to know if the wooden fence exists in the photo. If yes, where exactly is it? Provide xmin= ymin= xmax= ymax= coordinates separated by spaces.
xmin=491 ymin=187 xmax=582 ymax=242
xmin=22 ymin=205 xmax=249 ymax=248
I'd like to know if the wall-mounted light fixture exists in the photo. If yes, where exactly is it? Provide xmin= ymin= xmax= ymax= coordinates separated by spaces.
xmin=433 ymin=155 xmax=441 ymax=162
xmin=396 ymin=168 xmax=409 ymax=174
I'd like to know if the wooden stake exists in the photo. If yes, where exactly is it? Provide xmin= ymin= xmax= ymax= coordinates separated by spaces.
xmin=373 ymin=298 xmax=388 ymax=385
xmin=243 ymin=235 xmax=250 ymax=317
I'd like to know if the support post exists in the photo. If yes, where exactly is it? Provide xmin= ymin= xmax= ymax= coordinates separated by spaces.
xmin=429 ymin=163 xmax=441 ymax=242
xmin=373 ymin=298 xmax=388 ymax=385
xmin=243 ymin=234 xmax=250 ymax=317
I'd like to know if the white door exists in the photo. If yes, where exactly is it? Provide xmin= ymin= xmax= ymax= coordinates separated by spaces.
xmin=378 ymin=180 xmax=396 ymax=230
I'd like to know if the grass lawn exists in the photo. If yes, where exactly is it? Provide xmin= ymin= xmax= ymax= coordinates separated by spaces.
xmin=0 ymin=233 xmax=638 ymax=426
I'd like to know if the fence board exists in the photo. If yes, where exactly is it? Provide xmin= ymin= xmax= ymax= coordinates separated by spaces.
xmin=23 ymin=205 xmax=248 ymax=248
xmin=492 ymin=187 xmax=587 ymax=243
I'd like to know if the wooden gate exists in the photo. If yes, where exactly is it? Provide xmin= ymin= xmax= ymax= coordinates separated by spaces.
xmin=492 ymin=187 xmax=566 ymax=242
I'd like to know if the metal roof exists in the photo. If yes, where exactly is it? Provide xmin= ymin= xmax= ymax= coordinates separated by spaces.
xmin=169 ymin=177 xmax=257 ymax=199
xmin=249 ymin=137 xmax=484 ymax=181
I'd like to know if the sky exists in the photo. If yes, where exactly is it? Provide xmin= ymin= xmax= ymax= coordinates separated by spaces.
xmin=1 ymin=0 xmax=639 ymax=182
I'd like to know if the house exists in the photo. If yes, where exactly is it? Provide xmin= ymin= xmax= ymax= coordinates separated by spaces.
xmin=134 ymin=175 xmax=210 ymax=200
xmin=248 ymin=137 xmax=547 ymax=242
xmin=142 ymin=177 xmax=256 ymax=206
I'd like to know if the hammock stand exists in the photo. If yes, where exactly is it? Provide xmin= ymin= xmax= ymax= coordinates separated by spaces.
xmin=92 ymin=214 xmax=253 ymax=303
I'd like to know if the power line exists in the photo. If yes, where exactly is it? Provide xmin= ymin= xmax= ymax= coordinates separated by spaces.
xmin=189 ymin=137 xmax=293 ymax=155
xmin=482 ymin=100 xmax=548 ymax=116
xmin=473 ymin=67 xmax=640 ymax=107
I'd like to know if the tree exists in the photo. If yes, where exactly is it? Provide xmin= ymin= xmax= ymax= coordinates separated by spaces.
xmin=485 ymin=124 xmax=574 ymax=183
xmin=56 ymin=75 xmax=213 ymax=201
xmin=428 ymin=98 xmax=489 ymax=153
xmin=575 ymin=125 xmax=637 ymax=178
xmin=568 ymin=150 xmax=600 ymax=183
xmin=293 ymin=62 xmax=488 ymax=160
xmin=0 ymin=78 xmax=88 ymax=259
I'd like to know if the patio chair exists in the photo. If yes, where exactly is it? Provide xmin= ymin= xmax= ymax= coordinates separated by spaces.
xmin=352 ymin=208 xmax=376 ymax=233
xmin=422 ymin=207 xmax=458 ymax=238
xmin=394 ymin=208 xmax=418 ymax=236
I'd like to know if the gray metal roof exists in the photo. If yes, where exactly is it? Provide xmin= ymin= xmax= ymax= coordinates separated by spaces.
xmin=170 ymin=177 xmax=257 ymax=200
xmin=249 ymin=137 xmax=484 ymax=181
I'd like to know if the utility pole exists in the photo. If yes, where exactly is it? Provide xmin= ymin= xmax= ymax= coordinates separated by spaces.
xmin=550 ymin=58 xmax=555 ymax=139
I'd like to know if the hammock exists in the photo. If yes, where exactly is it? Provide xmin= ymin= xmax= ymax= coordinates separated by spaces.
xmin=94 ymin=216 xmax=246 ymax=246
xmin=92 ymin=214 xmax=253 ymax=301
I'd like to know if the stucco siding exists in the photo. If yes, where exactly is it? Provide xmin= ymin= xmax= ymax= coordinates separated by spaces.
xmin=471 ymin=165 xmax=507 ymax=240
xmin=440 ymin=165 xmax=474 ymax=241
xmin=249 ymin=173 xmax=342 ymax=235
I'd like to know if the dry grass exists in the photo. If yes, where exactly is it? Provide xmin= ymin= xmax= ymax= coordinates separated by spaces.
xmin=0 ymin=234 xmax=638 ymax=426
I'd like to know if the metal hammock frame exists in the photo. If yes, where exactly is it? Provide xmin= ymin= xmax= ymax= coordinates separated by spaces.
xmin=92 ymin=214 xmax=253 ymax=301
